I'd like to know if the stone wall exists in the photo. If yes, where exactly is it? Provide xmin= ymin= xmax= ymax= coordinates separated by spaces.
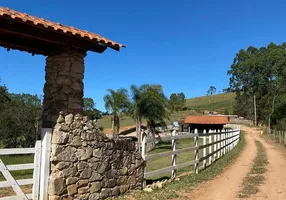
xmin=42 ymin=49 xmax=86 ymax=128
xmin=49 ymin=113 xmax=145 ymax=200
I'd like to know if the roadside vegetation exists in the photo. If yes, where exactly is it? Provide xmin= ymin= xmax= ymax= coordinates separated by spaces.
xmin=113 ymin=131 xmax=245 ymax=200
xmin=237 ymin=140 xmax=268 ymax=198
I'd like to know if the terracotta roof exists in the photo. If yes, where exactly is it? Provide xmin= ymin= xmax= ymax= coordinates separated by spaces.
xmin=183 ymin=115 xmax=229 ymax=125
xmin=0 ymin=6 xmax=125 ymax=51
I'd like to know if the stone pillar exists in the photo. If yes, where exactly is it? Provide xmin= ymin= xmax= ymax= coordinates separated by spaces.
xmin=42 ymin=49 xmax=86 ymax=128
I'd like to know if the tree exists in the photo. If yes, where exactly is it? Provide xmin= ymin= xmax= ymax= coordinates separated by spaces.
xmin=207 ymin=86 xmax=216 ymax=111
xmin=130 ymin=84 xmax=169 ymax=147
xmin=83 ymin=97 xmax=102 ymax=120
xmin=103 ymin=88 xmax=130 ymax=138
xmin=207 ymin=86 xmax=216 ymax=96
xmin=228 ymin=42 xmax=286 ymax=129
xmin=0 ymin=91 xmax=42 ymax=148
xmin=169 ymin=92 xmax=186 ymax=112
xmin=0 ymin=79 xmax=10 ymax=106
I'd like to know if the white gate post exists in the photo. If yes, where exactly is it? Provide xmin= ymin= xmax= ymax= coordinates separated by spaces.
xmin=194 ymin=129 xmax=199 ymax=174
xmin=33 ymin=140 xmax=42 ymax=200
xmin=171 ymin=130 xmax=177 ymax=178
xmin=141 ymin=131 xmax=147 ymax=188
xmin=40 ymin=128 xmax=52 ymax=200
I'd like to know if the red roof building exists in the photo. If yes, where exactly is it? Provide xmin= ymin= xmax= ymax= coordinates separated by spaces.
xmin=179 ymin=115 xmax=229 ymax=132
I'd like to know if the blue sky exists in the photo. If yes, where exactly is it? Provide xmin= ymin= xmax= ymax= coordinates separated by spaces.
xmin=1 ymin=0 xmax=286 ymax=111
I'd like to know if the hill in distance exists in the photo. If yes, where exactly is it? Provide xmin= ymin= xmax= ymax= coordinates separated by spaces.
xmin=185 ymin=92 xmax=236 ymax=114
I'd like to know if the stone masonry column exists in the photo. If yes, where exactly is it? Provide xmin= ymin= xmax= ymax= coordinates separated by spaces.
xmin=42 ymin=49 xmax=87 ymax=128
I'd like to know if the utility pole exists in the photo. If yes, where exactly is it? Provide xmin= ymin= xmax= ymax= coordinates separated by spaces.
xmin=254 ymin=95 xmax=257 ymax=126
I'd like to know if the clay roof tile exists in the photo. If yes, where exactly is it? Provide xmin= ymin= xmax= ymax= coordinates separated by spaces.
xmin=0 ymin=6 xmax=125 ymax=50
xmin=184 ymin=115 xmax=229 ymax=125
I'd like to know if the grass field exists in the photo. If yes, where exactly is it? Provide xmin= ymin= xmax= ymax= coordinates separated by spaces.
xmin=185 ymin=92 xmax=235 ymax=113
xmin=0 ymin=155 xmax=34 ymax=181
xmin=146 ymin=138 xmax=204 ymax=180
xmin=0 ymin=155 xmax=34 ymax=197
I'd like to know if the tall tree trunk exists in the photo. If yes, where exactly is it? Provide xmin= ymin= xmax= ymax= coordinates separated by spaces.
xmin=135 ymin=117 xmax=142 ymax=153
xmin=269 ymin=94 xmax=277 ymax=134
xmin=117 ymin=115 xmax=120 ymax=136
xmin=135 ymin=117 xmax=139 ymax=141
xmin=268 ymin=88 xmax=283 ymax=134
xmin=111 ymin=115 xmax=114 ymax=136
xmin=113 ymin=115 xmax=120 ymax=138
xmin=147 ymin=122 xmax=156 ymax=150
xmin=112 ymin=115 xmax=119 ymax=138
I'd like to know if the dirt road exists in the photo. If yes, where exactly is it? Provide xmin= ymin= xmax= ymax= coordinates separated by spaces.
xmin=177 ymin=126 xmax=286 ymax=200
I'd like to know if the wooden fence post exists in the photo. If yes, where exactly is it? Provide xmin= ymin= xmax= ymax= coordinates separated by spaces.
xmin=222 ymin=129 xmax=225 ymax=156
xmin=228 ymin=131 xmax=231 ymax=152
xmin=33 ymin=140 xmax=42 ymax=200
xmin=203 ymin=129 xmax=207 ymax=169
xmin=226 ymin=130 xmax=229 ymax=153
xmin=194 ymin=129 xmax=199 ymax=174
xmin=171 ymin=130 xmax=177 ymax=178
xmin=231 ymin=131 xmax=233 ymax=150
xmin=229 ymin=131 xmax=231 ymax=151
xmin=223 ymin=129 xmax=226 ymax=155
xmin=275 ymin=130 xmax=277 ymax=142
xmin=217 ymin=129 xmax=220 ymax=159
xmin=235 ymin=130 xmax=237 ymax=145
xmin=214 ymin=130 xmax=217 ymax=161
xmin=208 ymin=130 xmax=212 ymax=165
xmin=39 ymin=128 xmax=52 ymax=200
xmin=141 ymin=131 xmax=147 ymax=188
xmin=284 ymin=131 xmax=286 ymax=146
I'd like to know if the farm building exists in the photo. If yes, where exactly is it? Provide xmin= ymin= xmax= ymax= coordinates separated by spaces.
xmin=179 ymin=115 xmax=229 ymax=133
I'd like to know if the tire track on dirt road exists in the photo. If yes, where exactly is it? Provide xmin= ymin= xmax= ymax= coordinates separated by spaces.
xmin=245 ymin=127 xmax=286 ymax=200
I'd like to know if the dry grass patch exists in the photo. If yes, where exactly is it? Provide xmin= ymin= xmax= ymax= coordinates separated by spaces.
xmin=0 ymin=185 xmax=32 ymax=197
xmin=237 ymin=140 xmax=268 ymax=198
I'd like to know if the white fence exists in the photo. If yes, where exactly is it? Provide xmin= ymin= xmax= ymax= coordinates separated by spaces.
xmin=141 ymin=127 xmax=241 ymax=186
xmin=268 ymin=129 xmax=286 ymax=146
xmin=0 ymin=128 xmax=52 ymax=200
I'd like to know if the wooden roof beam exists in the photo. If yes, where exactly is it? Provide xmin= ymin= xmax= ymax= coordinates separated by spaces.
xmin=0 ymin=18 xmax=107 ymax=54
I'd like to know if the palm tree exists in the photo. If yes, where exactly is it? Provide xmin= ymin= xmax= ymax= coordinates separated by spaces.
xmin=130 ymin=84 xmax=170 ymax=146
xmin=103 ymin=88 xmax=130 ymax=138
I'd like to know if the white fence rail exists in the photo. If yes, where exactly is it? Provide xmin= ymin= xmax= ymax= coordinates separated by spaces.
xmin=0 ymin=128 xmax=52 ymax=200
xmin=0 ymin=141 xmax=41 ymax=200
xmin=141 ymin=128 xmax=241 ymax=186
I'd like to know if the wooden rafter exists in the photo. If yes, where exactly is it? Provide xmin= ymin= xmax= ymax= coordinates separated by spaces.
xmin=0 ymin=18 xmax=108 ymax=55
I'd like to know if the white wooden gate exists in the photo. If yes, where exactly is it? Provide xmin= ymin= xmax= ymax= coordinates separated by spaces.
xmin=0 ymin=128 xmax=52 ymax=200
